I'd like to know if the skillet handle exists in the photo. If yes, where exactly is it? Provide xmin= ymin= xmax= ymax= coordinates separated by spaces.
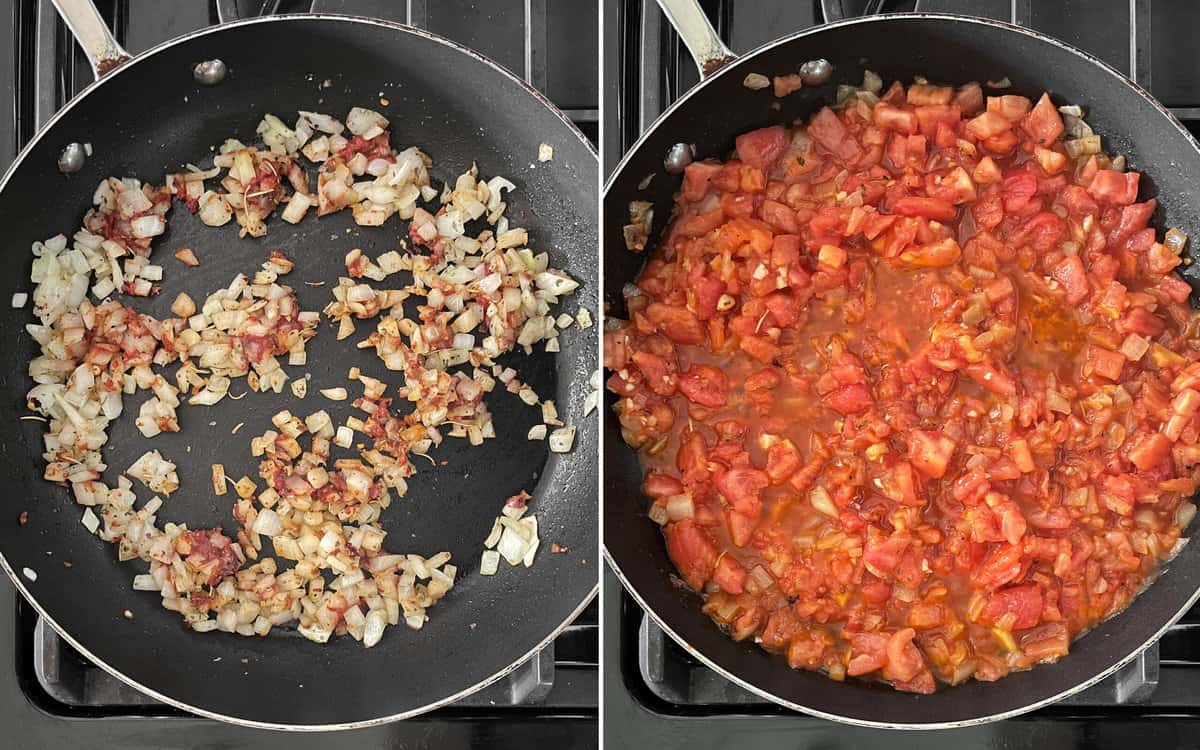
xmin=48 ymin=0 xmax=131 ymax=81
xmin=654 ymin=0 xmax=737 ymax=79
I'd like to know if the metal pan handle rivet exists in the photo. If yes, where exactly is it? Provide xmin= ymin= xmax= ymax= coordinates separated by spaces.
xmin=193 ymin=60 xmax=229 ymax=86
xmin=663 ymin=143 xmax=695 ymax=174
xmin=799 ymin=59 xmax=833 ymax=86
xmin=57 ymin=143 xmax=87 ymax=174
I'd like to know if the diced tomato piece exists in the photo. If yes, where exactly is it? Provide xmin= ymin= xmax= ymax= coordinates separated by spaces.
xmin=882 ymin=628 xmax=924 ymax=682
xmin=864 ymin=530 xmax=911 ymax=578
xmin=645 ymin=303 xmax=705 ymax=345
xmin=987 ymin=95 xmax=1032 ymax=120
xmin=677 ymin=364 xmax=729 ymax=408
xmin=712 ymin=554 xmax=747 ymax=594
xmin=681 ymin=161 xmax=722 ymax=201
xmin=892 ymin=196 xmax=957 ymax=221
xmin=1001 ymin=171 xmax=1038 ymax=212
xmin=1127 ymin=431 xmax=1171 ymax=470
xmin=965 ymin=361 xmax=1017 ymax=395
xmin=914 ymin=104 xmax=960 ymax=139
xmin=692 ymin=276 xmax=727 ymax=321
xmin=739 ymin=335 xmax=781 ymax=363
xmin=1050 ymin=255 xmax=1090 ymax=305
xmin=664 ymin=519 xmax=717 ymax=591
xmin=825 ymin=383 xmax=873 ymax=414
xmin=725 ymin=509 xmax=758 ymax=547
xmin=1088 ymin=169 xmax=1140 ymax=205
xmin=1082 ymin=344 xmax=1125 ymax=381
xmin=907 ymin=85 xmax=954 ymax=106
xmin=908 ymin=430 xmax=957 ymax=478
xmin=760 ymin=199 xmax=798 ymax=233
xmin=847 ymin=632 xmax=890 ymax=676
xmin=631 ymin=351 xmax=676 ymax=396
xmin=927 ymin=166 xmax=977 ymax=205
xmin=680 ymin=207 xmax=726 ymax=236
xmin=873 ymin=103 xmax=918 ymax=135
xmin=953 ymin=82 xmax=984 ymax=115
xmin=676 ymin=432 xmax=709 ymax=478
xmin=980 ymin=584 xmax=1044 ymax=629
xmin=809 ymin=107 xmax=862 ymax=162
xmin=1023 ymin=93 xmax=1065 ymax=145
xmin=818 ymin=243 xmax=847 ymax=271
xmin=736 ymin=125 xmax=790 ymax=171
xmin=965 ymin=111 xmax=1012 ymax=140
xmin=764 ymin=437 xmax=802 ymax=484
xmin=643 ymin=472 xmax=684 ymax=499
xmin=1034 ymin=146 xmax=1068 ymax=175
xmin=899 ymin=237 xmax=962 ymax=268
xmin=970 ymin=543 xmax=1025 ymax=590
xmin=713 ymin=466 xmax=769 ymax=516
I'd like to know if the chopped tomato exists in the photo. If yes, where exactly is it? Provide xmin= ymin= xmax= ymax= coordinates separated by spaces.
xmin=612 ymin=78 xmax=1198 ymax=698
xmin=1023 ymin=93 xmax=1065 ymax=145
xmin=678 ymin=364 xmax=728 ymax=408
xmin=909 ymin=430 xmax=957 ymax=478
xmin=980 ymin=584 xmax=1043 ymax=629
xmin=892 ymin=196 xmax=957 ymax=221
xmin=714 ymin=466 xmax=769 ymax=517
xmin=713 ymin=554 xmax=748 ymax=594
xmin=1088 ymin=170 xmax=1140 ymax=205
xmin=664 ymin=520 xmax=717 ymax=591
xmin=736 ymin=126 xmax=790 ymax=171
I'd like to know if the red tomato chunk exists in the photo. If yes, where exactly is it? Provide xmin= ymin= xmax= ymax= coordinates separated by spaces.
xmin=606 ymin=78 xmax=1199 ymax=694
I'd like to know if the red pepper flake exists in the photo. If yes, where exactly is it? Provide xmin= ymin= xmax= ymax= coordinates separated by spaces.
xmin=17 ymin=511 xmax=27 ymax=525
xmin=551 ymin=543 xmax=568 ymax=554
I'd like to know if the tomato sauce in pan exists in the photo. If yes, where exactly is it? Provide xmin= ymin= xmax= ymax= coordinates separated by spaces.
xmin=605 ymin=79 xmax=1200 ymax=692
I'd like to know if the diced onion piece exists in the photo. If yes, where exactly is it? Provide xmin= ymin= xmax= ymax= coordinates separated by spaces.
xmin=665 ymin=494 xmax=695 ymax=521
xmin=528 ymin=424 xmax=547 ymax=440
xmin=743 ymin=73 xmax=770 ymax=90
xmin=548 ymin=426 xmax=576 ymax=453
xmin=480 ymin=549 xmax=501 ymax=576
xmin=211 ymin=464 xmax=227 ymax=495
xmin=321 ymin=387 xmax=348 ymax=401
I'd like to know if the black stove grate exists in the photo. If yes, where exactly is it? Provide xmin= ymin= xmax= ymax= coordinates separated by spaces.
xmin=606 ymin=0 xmax=1200 ymax=720
xmin=6 ymin=0 xmax=597 ymax=721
